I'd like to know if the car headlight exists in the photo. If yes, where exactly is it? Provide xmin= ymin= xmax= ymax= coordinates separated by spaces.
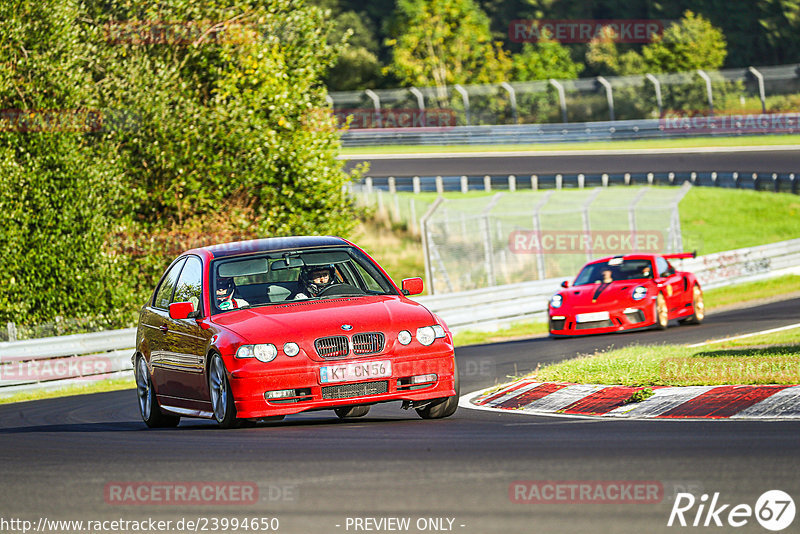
xmin=283 ymin=342 xmax=300 ymax=357
xmin=397 ymin=330 xmax=412 ymax=345
xmin=550 ymin=294 xmax=563 ymax=308
xmin=254 ymin=344 xmax=278 ymax=363
xmin=235 ymin=345 xmax=254 ymax=359
xmin=416 ymin=326 xmax=436 ymax=346
xmin=416 ymin=325 xmax=447 ymax=346
xmin=235 ymin=344 xmax=278 ymax=362
xmin=631 ymin=285 xmax=648 ymax=301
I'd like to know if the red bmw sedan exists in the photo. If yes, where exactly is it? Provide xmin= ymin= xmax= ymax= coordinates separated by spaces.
xmin=133 ymin=236 xmax=458 ymax=428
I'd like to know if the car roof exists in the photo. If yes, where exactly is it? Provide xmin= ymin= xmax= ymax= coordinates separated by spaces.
xmin=585 ymin=254 xmax=659 ymax=265
xmin=187 ymin=236 xmax=349 ymax=259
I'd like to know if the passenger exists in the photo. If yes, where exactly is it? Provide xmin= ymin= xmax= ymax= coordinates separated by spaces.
xmin=216 ymin=277 xmax=249 ymax=310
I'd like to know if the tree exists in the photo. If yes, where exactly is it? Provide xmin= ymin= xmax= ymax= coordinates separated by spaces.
xmin=386 ymin=0 xmax=512 ymax=102
xmin=513 ymin=36 xmax=584 ymax=81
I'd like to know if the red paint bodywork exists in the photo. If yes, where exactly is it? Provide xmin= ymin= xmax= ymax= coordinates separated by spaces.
xmin=133 ymin=237 xmax=456 ymax=420
xmin=548 ymin=253 xmax=702 ymax=336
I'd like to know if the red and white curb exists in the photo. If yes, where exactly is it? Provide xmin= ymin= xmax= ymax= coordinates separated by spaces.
xmin=460 ymin=382 xmax=800 ymax=419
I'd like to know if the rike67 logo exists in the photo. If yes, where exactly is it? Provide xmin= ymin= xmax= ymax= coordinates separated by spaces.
xmin=668 ymin=490 xmax=795 ymax=531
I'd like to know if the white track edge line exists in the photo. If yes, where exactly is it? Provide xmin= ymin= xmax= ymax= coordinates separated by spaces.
xmin=687 ymin=322 xmax=800 ymax=348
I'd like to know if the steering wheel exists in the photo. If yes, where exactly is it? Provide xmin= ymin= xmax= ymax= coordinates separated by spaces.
xmin=317 ymin=283 xmax=363 ymax=297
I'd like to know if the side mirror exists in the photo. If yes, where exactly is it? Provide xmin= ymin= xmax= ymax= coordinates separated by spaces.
xmin=169 ymin=301 xmax=198 ymax=320
xmin=401 ymin=277 xmax=424 ymax=296
xmin=560 ymin=280 xmax=569 ymax=288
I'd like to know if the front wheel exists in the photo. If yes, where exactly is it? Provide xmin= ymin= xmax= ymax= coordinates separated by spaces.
xmin=209 ymin=354 xmax=240 ymax=428
xmin=416 ymin=362 xmax=459 ymax=420
xmin=135 ymin=357 xmax=180 ymax=428
xmin=655 ymin=293 xmax=669 ymax=330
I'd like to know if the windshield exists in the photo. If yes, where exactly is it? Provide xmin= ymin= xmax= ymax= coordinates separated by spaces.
xmin=573 ymin=259 xmax=653 ymax=286
xmin=210 ymin=246 xmax=398 ymax=313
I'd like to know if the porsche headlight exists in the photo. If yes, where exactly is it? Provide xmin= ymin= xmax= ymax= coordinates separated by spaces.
xmin=550 ymin=294 xmax=563 ymax=308
xmin=632 ymin=285 xmax=648 ymax=301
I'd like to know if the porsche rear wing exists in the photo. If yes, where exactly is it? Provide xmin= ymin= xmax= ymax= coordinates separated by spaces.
xmin=663 ymin=252 xmax=696 ymax=260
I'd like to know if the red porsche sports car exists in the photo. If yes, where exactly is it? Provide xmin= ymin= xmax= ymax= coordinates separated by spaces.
xmin=548 ymin=253 xmax=704 ymax=336
xmin=132 ymin=236 xmax=458 ymax=428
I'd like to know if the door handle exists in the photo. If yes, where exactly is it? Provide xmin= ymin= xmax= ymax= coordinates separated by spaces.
xmin=159 ymin=325 xmax=169 ymax=333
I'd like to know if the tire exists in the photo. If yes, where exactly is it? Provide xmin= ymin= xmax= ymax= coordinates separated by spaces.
xmin=680 ymin=285 xmax=705 ymax=325
xmin=334 ymin=405 xmax=370 ymax=419
xmin=655 ymin=293 xmax=669 ymax=330
xmin=209 ymin=354 xmax=241 ymax=429
xmin=135 ymin=356 xmax=180 ymax=428
xmin=416 ymin=361 xmax=459 ymax=420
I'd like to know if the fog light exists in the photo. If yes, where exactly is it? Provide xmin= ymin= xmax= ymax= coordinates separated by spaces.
xmin=411 ymin=373 xmax=437 ymax=384
xmin=397 ymin=330 xmax=412 ymax=345
xmin=283 ymin=342 xmax=300 ymax=357
xmin=265 ymin=389 xmax=295 ymax=399
xmin=623 ymin=308 xmax=638 ymax=314
xmin=551 ymin=315 xmax=566 ymax=320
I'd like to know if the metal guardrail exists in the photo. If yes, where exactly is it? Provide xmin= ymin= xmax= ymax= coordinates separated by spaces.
xmin=341 ymin=117 xmax=800 ymax=147
xmin=1 ymin=238 xmax=798 ymax=395
xmin=0 ymin=329 xmax=136 ymax=396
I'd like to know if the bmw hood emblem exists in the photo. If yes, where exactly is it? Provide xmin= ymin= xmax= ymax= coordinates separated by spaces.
xmin=341 ymin=324 xmax=353 ymax=331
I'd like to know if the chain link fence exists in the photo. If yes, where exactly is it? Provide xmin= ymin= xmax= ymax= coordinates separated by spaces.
xmin=421 ymin=185 xmax=689 ymax=293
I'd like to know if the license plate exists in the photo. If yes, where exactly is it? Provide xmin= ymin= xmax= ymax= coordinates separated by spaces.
xmin=320 ymin=360 xmax=392 ymax=384
xmin=576 ymin=311 xmax=610 ymax=323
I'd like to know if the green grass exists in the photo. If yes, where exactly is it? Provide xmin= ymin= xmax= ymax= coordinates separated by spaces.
xmin=346 ymin=218 xmax=427 ymax=290
xmin=340 ymin=134 xmax=800 ymax=155
xmin=529 ymin=327 xmax=800 ymax=386
xmin=680 ymin=188 xmax=800 ymax=255
xmin=452 ymin=320 xmax=549 ymax=347
xmin=0 ymin=376 xmax=135 ymax=405
xmin=703 ymin=275 xmax=800 ymax=309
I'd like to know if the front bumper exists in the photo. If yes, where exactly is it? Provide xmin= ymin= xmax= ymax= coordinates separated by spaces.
xmin=227 ymin=349 xmax=456 ymax=419
xmin=549 ymin=303 xmax=655 ymax=336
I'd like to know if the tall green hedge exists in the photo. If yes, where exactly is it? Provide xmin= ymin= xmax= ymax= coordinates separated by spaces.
xmin=0 ymin=0 xmax=359 ymax=332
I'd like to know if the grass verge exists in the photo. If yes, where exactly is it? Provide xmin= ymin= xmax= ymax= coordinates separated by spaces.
xmin=529 ymin=327 xmax=800 ymax=386
xmin=0 ymin=376 xmax=135 ymax=405
xmin=340 ymin=134 xmax=800 ymax=156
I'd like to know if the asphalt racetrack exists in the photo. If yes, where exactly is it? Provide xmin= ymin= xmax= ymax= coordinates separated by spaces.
xmin=1 ymin=297 xmax=799 ymax=533
xmin=342 ymin=146 xmax=800 ymax=176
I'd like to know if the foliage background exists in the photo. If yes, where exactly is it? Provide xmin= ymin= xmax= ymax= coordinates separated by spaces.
xmin=0 ymin=0 xmax=360 ymax=332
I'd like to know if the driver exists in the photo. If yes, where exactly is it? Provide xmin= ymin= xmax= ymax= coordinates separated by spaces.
xmin=295 ymin=265 xmax=336 ymax=299
xmin=216 ymin=276 xmax=249 ymax=310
